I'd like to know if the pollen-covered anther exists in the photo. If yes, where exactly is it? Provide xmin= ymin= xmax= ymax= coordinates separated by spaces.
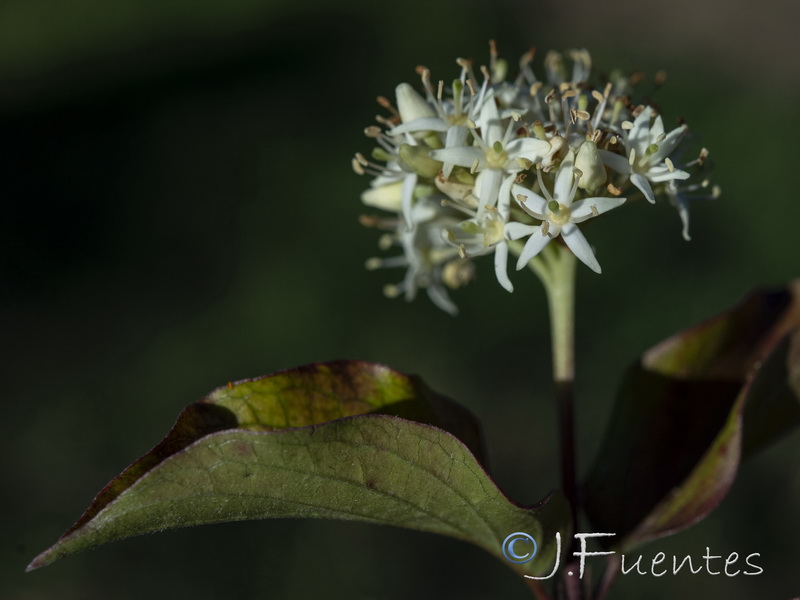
xmin=364 ymin=126 xmax=382 ymax=138
xmin=530 ymin=82 xmax=543 ymax=96
xmin=544 ymin=89 xmax=557 ymax=104
xmin=365 ymin=257 xmax=382 ymax=270
xmin=457 ymin=244 xmax=467 ymax=259
xmin=665 ymin=157 xmax=675 ymax=172
xmin=591 ymin=90 xmax=604 ymax=103
xmin=628 ymin=148 xmax=636 ymax=166
xmin=590 ymin=205 xmax=599 ymax=217
xmin=541 ymin=220 xmax=550 ymax=237
xmin=606 ymin=183 xmax=623 ymax=196
xmin=383 ymin=284 xmax=401 ymax=299
xmin=352 ymin=158 xmax=365 ymax=175
xmin=621 ymin=120 xmax=634 ymax=131
xmin=378 ymin=234 xmax=393 ymax=250
xmin=376 ymin=96 xmax=397 ymax=116
xmin=516 ymin=193 xmax=528 ymax=203
xmin=576 ymin=110 xmax=591 ymax=121
xmin=569 ymin=108 xmax=578 ymax=125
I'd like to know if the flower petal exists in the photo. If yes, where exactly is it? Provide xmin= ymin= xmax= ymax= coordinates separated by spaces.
xmin=647 ymin=165 xmax=691 ymax=183
xmin=476 ymin=168 xmax=502 ymax=208
xmin=504 ymin=222 xmax=539 ymax=240
xmin=506 ymin=137 xmax=551 ymax=163
xmin=430 ymin=146 xmax=484 ymax=169
xmin=426 ymin=283 xmax=458 ymax=316
xmin=497 ymin=174 xmax=515 ymax=220
xmin=553 ymin=156 xmax=576 ymax=204
xmin=570 ymin=196 xmax=627 ymax=223
xmin=649 ymin=125 xmax=686 ymax=163
xmin=515 ymin=227 xmax=551 ymax=270
xmin=512 ymin=183 xmax=547 ymax=217
xmin=389 ymin=117 xmax=449 ymax=135
xmin=598 ymin=149 xmax=632 ymax=176
xmin=494 ymin=242 xmax=514 ymax=292
xmin=402 ymin=172 xmax=418 ymax=226
xmin=441 ymin=126 xmax=470 ymax=178
xmin=630 ymin=173 xmax=656 ymax=203
xmin=562 ymin=223 xmax=601 ymax=273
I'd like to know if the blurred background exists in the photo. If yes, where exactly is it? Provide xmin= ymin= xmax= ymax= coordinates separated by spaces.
xmin=2 ymin=0 xmax=799 ymax=598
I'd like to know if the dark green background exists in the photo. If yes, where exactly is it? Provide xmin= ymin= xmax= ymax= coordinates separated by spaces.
xmin=3 ymin=0 xmax=799 ymax=598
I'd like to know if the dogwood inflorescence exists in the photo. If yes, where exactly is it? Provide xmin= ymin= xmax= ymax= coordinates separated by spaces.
xmin=354 ymin=43 xmax=718 ymax=314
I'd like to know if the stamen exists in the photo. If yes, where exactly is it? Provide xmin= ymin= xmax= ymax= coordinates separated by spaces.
xmin=606 ymin=183 xmax=623 ymax=196
xmin=383 ymin=284 xmax=402 ymax=298
xmin=470 ymin=159 xmax=480 ymax=174
xmin=628 ymin=148 xmax=636 ymax=166
xmin=457 ymin=244 xmax=467 ymax=259
xmin=621 ymin=121 xmax=634 ymax=130
xmin=377 ymin=96 xmax=399 ymax=118
xmin=541 ymin=220 xmax=550 ymax=237
xmin=352 ymin=158 xmax=365 ymax=175
xmin=364 ymin=126 xmax=382 ymax=138
xmin=665 ymin=157 xmax=675 ymax=172
xmin=365 ymin=257 xmax=382 ymax=270
xmin=590 ymin=205 xmax=599 ymax=217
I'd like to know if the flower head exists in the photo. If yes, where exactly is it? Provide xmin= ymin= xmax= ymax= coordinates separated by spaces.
xmin=354 ymin=42 xmax=717 ymax=312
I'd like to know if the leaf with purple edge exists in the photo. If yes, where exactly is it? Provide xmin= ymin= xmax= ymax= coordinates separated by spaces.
xmin=28 ymin=360 xmax=569 ymax=579
xmin=584 ymin=282 xmax=800 ymax=551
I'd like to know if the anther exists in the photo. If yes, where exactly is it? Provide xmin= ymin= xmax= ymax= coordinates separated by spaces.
xmin=665 ymin=157 xmax=675 ymax=172
xmin=541 ymin=221 xmax=550 ymax=237
xmin=365 ymin=257 xmax=382 ymax=270
xmin=590 ymin=205 xmax=599 ymax=217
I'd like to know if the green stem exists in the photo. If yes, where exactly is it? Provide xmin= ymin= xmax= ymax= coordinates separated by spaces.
xmin=509 ymin=240 xmax=581 ymax=598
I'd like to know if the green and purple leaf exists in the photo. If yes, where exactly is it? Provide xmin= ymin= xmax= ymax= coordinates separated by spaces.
xmin=29 ymin=360 xmax=569 ymax=578
xmin=584 ymin=282 xmax=800 ymax=551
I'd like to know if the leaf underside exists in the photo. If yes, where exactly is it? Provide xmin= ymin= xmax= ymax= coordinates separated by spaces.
xmin=29 ymin=360 xmax=569 ymax=578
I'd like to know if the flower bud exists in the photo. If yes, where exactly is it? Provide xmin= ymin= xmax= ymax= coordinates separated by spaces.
xmin=361 ymin=181 xmax=403 ymax=212
xmin=575 ymin=140 xmax=607 ymax=192
xmin=399 ymin=143 xmax=442 ymax=178
xmin=395 ymin=83 xmax=436 ymax=124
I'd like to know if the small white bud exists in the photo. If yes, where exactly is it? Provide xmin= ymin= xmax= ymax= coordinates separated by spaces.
xmin=395 ymin=83 xmax=436 ymax=124
xmin=574 ymin=141 xmax=607 ymax=192
xmin=361 ymin=182 xmax=403 ymax=212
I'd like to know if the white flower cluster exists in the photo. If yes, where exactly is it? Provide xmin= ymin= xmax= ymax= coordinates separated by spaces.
xmin=354 ymin=44 xmax=718 ymax=314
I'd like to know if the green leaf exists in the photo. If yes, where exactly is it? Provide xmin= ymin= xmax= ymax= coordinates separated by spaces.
xmin=29 ymin=360 xmax=569 ymax=578
xmin=584 ymin=282 xmax=800 ymax=552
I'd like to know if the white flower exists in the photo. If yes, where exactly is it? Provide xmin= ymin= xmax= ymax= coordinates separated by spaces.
xmin=598 ymin=106 xmax=690 ymax=203
xmin=443 ymin=190 xmax=514 ymax=293
xmin=389 ymin=71 xmax=491 ymax=180
xmin=430 ymin=90 xmax=550 ymax=210
xmin=666 ymin=177 xmax=720 ymax=241
xmin=506 ymin=156 xmax=626 ymax=273
xmin=364 ymin=199 xmax=462 ymax=315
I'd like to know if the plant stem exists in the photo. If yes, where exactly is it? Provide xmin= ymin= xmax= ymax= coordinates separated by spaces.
xmin=543 ymin=244 xmax=577 ymax=522
xmin=541 ymin=244 xmax=581 ymax=599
